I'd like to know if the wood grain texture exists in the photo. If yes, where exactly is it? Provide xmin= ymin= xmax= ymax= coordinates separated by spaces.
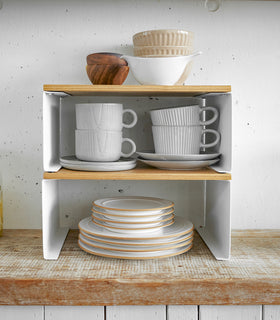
xmin=86 ymin=64 xmax=129 ymax=85
xmin=43 ymin=166 xmax=231 ymax=181
xmin=43 ymin=84 xmax=231 ymax=97
xmin=0 ymin=229 xmax=279 ymax=306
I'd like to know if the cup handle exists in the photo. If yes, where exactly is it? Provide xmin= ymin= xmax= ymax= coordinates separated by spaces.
xmin=200 ymin=129 xmax=220 ymax=148
xmin=122 ymin=109 xmax=138 ymax=128
xmin=199 ymin=106 xmax=219 ymax=126
xmin=121 ymin=138 xmax=136 ymax=158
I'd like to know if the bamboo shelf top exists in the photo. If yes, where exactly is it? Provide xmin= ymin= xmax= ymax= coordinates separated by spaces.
xmin=43 ymin=166 xmax=231 ymax=181
xmin=0 ymin=229 xmax=279 ymax=305
xmin=43 ymin=84 xmax=231 ymax=96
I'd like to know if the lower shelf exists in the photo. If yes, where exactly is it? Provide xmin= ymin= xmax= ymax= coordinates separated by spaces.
xmin=0 ymin=229 xmax=279 ymax=305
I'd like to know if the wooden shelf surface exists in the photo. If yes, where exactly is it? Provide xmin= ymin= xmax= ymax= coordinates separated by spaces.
xmin=43 ymin=84 xmax=231 ymax=96
xmin=43 ymin=166 xmax=231 ymax=181
xmin=0 ymin=229 xmax=279 ymax=305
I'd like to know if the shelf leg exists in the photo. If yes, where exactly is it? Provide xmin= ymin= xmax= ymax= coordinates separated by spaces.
xmin=197 ymin=180 xmax=231 ymax=260
xmin=42 ymin=179 xmax=69 ymax=260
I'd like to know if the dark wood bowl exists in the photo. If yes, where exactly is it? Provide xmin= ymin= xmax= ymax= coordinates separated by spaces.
xmin=86 ymin=64 xmax=129 ymax=85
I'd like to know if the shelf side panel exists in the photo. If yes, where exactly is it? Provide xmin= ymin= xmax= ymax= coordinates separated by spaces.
xmin=205 ymin=93 xmax=232 ymax=173
xmin=42 ymin=179 xmax=69 ymax=260
xmin=43 ymin=92 xmax=62 ymax=172
xmin=197 ymin=180 xmax=231 ymax=260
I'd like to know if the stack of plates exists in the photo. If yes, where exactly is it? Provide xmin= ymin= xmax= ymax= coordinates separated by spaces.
xmin=78 ymin=196 xmax=194 ymax=259
xmin=137 ymin=152 xmax=221 ymax=170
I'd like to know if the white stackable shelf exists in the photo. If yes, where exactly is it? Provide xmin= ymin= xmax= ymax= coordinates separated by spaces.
xmin=42 ymin=86 xmax=232 ymax=260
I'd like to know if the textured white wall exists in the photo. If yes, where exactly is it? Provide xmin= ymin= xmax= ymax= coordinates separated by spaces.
xmin=0 ymin=0 xmax=279 ymax=229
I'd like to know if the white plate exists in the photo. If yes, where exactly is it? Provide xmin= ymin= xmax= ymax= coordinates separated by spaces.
xmin=80 ymin=229 xmax=194 ymax=246
xmin=60 ymin=156 xmax=136 ymax=172
xmin=91 ymin=207 xmax=175 ymax=222
xmin=79 ymin=233 xmax=193 ymax=252
xmin=92 ymin=211 xmax=175 ymax=225
xmin=138 ymin=158 xmax=220 ymax=170
xmin=78 ymin=216 xmax=193 ymax=240
xmin=137 ymin=151 xmax=221 ymax=161
xmin=93 ymin=196 xmax=174 ymax=213
xmin=78 ymin=239 xmax=193 ymax=259
xmin=92 ymin=218 xmax=174 ymax=233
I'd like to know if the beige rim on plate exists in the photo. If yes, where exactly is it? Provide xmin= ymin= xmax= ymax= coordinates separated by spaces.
xmin=78 ymin=220 xmax=194 ymax=240
xmin=79 ymin=229 xmax=194 ymax=246
xmin=78 ymin=240 xmax=193 ymax=260
xmin=92 ymin=218 xmax=174 ymax=230
xmin=78 ymin=234 xmax=193 ymax=252
xmin=91 ymin=213 xmax=175 ymax=224
xmin=91 ymin=207 xmax=175 ymax=218
xmin=92 ymin=196 xmax=174 ymax=212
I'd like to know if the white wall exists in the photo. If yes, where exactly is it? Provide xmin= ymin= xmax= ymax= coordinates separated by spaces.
xmin=0 ymin=0 xmax=279 ymax=229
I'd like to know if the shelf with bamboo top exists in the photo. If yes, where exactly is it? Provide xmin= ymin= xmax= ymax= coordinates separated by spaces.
xmin=43 ymin=84 xmax=231 ymax=97
xmin=43 ymin=166 xmax=231 ymax=181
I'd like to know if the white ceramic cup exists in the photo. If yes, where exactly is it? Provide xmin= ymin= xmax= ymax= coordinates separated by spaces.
xmin=75 ymin=129 xmax=136 ymax=161
xmin=75 ymin=103 xmax=137 ymax=130
xmin=150 ymin=105 xmax=218 ymax=126
xmin=152 ymin=125 xmax=220 ymax=155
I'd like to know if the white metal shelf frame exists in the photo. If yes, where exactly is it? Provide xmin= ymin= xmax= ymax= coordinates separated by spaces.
xmin=42 ymin=88 xmax=232 ymax=260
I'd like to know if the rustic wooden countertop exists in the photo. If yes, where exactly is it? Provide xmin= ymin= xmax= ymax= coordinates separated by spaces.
xmin=0 ymin=229 xmax=279 ymax=306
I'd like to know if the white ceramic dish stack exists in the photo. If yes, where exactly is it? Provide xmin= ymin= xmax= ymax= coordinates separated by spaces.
xmin=78 ymin=196 xmax=194 ymax=259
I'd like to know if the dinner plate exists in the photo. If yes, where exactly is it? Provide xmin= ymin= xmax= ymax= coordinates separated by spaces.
xmin=79 ymin=233 xmax=193 ymax=252
xmin=92 ymin=218 xmax=174 ymax=233
xmin=79 ymin=229 xmax=194 ymax=246
xmin=138 ymin=158 xmax=220 ymax=170
xmin=78 ymin=239 xmax=193 ymax=259
xmin=91 ymin=207 xmax=175 ymax=222
xmin=91 ymin=211 xmax=175 ymax=225
xmin=78 ymin=216 xmax=193 ymax=240
xmin=137 ymin=151 xmax=221 ymax=161
xmin=93 ymin=196 xmax=174 ymax=213
xmin=60 ymin=156 xmax=136 ymax=172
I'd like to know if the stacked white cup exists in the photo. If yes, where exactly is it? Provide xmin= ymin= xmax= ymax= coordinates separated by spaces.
xmin=150 ymin=105 xmax=220 ymax=155
xmin=75 ymin=103 xmax=137 ymax=162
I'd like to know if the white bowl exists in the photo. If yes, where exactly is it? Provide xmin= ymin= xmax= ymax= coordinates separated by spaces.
xmin=121 ymin=52 xmax=201 ymax=85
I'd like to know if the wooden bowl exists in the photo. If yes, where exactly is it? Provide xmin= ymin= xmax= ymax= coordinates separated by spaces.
xmin=86 ymin=64 xmax=129 ymax=85
xmin=86 ymin=52 xmax=129 ymax=85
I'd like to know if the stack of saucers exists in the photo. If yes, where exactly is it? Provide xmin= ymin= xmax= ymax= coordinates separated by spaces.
xmin=78 ymin=196 xmax=194 ymax=259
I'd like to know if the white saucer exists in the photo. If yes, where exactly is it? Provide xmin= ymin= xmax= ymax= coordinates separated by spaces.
xmin=138 ymin=158 xmax=220 ymax=170
xmin=78 ymin=216 xmax=194 ymax=240
xmin=78 ymin=239 xmax=193 ymax=259
xmin=137 ymin=151 xmax=221 ymax=161
xmin=60 ymin=156 xmax=136 ymax=172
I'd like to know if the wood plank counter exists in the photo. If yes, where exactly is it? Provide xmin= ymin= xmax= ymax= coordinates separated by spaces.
xmin=0 ymin=230 xmax=279 ymax=306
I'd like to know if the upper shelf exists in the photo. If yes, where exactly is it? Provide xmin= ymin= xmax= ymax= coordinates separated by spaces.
xmin=43 ymin=84 xmax=231 ymax=97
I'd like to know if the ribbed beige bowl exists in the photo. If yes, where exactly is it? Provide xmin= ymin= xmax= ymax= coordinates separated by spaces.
xmin=134 ymin=46 xmax=193 ymax=57
xmin=133 ymin=29 xmax=194 ymax=47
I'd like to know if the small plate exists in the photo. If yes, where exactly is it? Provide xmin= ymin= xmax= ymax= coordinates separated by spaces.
xmin=60 ymin=156 xmax=136 ymax=172
xmin=138 ymin=158 xmax=220 ymax=170
xmin=93 ymin=196 xmax=174 ymax=212
xmin=137 ymin=151 xmax=221 ymax=161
